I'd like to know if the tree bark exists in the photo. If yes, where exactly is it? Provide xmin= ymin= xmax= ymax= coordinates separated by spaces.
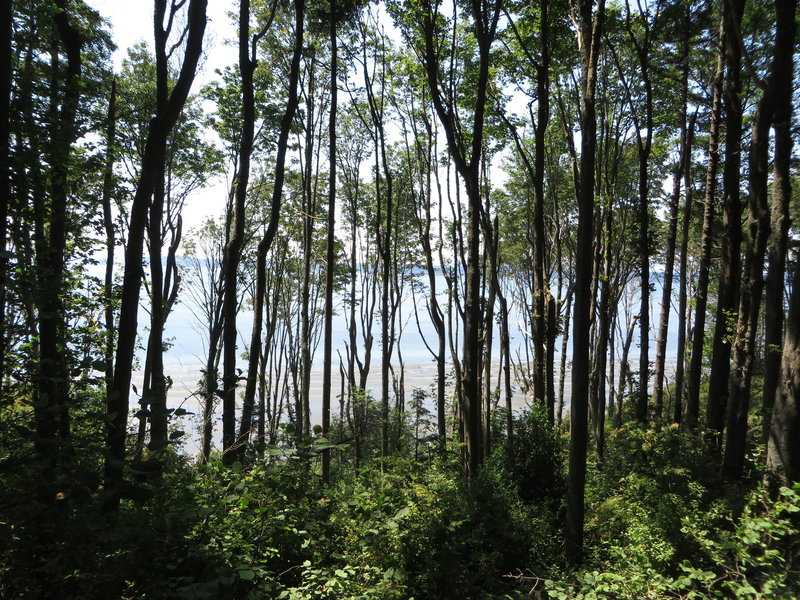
xmin=566 ymin=0 xmax=604 ymax=564
xmin=321 ymin=0 xmax=337 ymax=482
xmin=653 ymin=32 xmax=690 ymax=420
xmin=706 ymin=0 xmax=745 ymax=441
xmin=34 ymin=0 xmax=83 ymax=454
xmin=102 ymin=80 xmax=117 ymax=398
xmin=767 ymin=259 xmax=800 ymax=487
xmin=685 ymin=14 xmax=725 ymax=432
xmin=0 ymin=0 xmax=12 ymax=398
xmin=762 ymin=0 xmax=795 ymax=449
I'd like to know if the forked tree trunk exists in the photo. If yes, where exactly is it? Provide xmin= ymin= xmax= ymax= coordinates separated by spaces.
xmin=420 ymin=0 xmax=500 ymax=477
xmin=767 ymin=12 xmax=798 ymax=482
xmin=107 ymin=0 xmax=207 ymax=503
xmin=239 ymin=0 xmax=304 ymax=457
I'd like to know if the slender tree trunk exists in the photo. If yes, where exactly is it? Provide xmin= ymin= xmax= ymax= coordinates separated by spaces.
xmin=532 ymin=0 xmax=550 ymax=417
xmin=566 ymin=0 xmax=604 ymax=564
xmin=420 ymin=1 xmax=500 ymax=476
xmin=146 ymin=2 xmax=172 ymax=452
xmin=417 ymin=139 xmax=447 ymax=447
xmin=298 ymin=62 xmax=318 ymax=444
xmin=674 ymin=113 xmax=695 ymax=425
xmin=616 ymin=314 xmax=639 ymax=426
xmin=497 ymin=284 xmax=513 ymax=440
xmin=635 ymin=77 xmax=653 ymax=426
xmin=557 ymin=287 xmax=573 ymax=427
xmin=201 ymin=318 xmax=222 ymax=463
xmin=0 ymin=0 xmax=9 ymax=398
xmin=220 ymin=0 xmax=257 ymax=464
xmin=321 ymin=1 xmax=337 ymax=482
xmin=238 ymin=2 xmax=303 ymax=450
xmin=591 ymin=202 xmax=612 ymax=459
xmin=685 ymin=16 xmax=724 ymax=432
xmin=102 ymin=80 xmax=117 ymax=396
xmin=653 ymin=44 xmax=690 ymax=420
xmin=483 ymin=216 xmax=499 ymax=458
xmin=707 ymin=0 xmax=745 ymax=441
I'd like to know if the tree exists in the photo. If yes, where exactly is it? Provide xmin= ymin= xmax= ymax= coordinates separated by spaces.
xmin=106 ymin=0 xmax=207 ymax=503
xmin=706 ymin=0 xmax=745 ymax=441
xmin=763 ymin=0 xmax=796 ymax=487
xmin=238 ymin=0 xmax=306 ymax=459
xmin=565 ymin=0 xmax=604 ymax=564
xmin=0 ymin=0 xmax=11 ymax=397
xmin=33 ymin=0 xmax=84 ymax=459
xmin=391 ymin=0 xmax=501 ymax=477
xmin=685 ymin=10 xmax=724 ymax=432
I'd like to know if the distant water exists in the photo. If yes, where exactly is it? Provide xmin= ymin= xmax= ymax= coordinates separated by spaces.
xmin=91 ymin=260 xmax=682 ymax=455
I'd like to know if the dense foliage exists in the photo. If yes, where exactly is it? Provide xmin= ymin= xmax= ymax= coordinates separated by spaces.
xmin=2 ymin=410 xmax=799 ymax=598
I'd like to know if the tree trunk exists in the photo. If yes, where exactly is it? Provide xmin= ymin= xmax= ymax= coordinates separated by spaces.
xmin=685 ymin=15 xmax=724 ymax=432
xmin=34 ymin=0 xmax=83 ymax=455
xmin=566 ymin=0 xmax=604 ymax=564
xmin=706 ymin=0 xmax=745 ymax=441
xmin=239 ymin=2 xmax=304 ymax=456
xmin=0 ymin=0 xmax=12 ymax=398
xmin=102 ymin=80 xmax=117 ymax=397
xmin=532 ymin=0 xmax=550 ymax=417
xmin=740 ymin=0 xmax=796 ymax=481
xmin=653 ymin=37 xmax=690 ymax=420
xmin=762 ymin=0 xmax=795 ymax=450
xmin=220 ymin=0 xmax=257 ymax=464
xmin=420 ymin=1 xmax=500 ymax=477
xmin=722 ymin=79 xmax=773 ymax=477
xmin=557 ymin=286 xmax=573 ymax=427
xmin=321 ymin=1 xmax=337 ymax=482
xmin=107 ymin=0 xmax=207 ymax=502
xmin=674 ymin=112 xmax=696 ymax=425
xmin=767 ymin=258 xmax=800 ymax=487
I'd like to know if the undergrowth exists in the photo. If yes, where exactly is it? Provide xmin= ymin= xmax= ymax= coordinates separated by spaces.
xmin=1 ymin=407 xmax=798 ymax=599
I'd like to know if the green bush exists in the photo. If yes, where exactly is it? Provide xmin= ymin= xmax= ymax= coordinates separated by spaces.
xmin=504 ymin=405 xmax=567 ymax=505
